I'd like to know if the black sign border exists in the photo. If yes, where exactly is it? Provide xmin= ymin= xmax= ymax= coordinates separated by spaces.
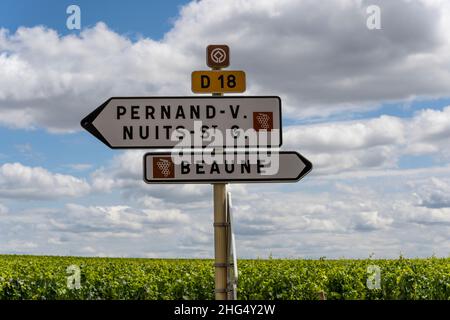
xmin=143 ymin=151 xmax=312 ymax=184
xmin=80 ymin=96 xmax=282 ymax=149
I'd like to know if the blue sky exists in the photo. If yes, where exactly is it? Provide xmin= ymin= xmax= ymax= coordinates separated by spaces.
xmin=0 ymin=0 xmax=449 ymax=259
xmin=0 ymin=0 xmax=189 ymax=39
xmin=0 ymin=0 xmax=190 ymax=174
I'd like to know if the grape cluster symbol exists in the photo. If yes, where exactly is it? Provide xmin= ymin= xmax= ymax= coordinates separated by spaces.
xmin=256 ymin=113 xmax=271 ymax=130
xmin=157 ymin=159 xmax=171 ymax=177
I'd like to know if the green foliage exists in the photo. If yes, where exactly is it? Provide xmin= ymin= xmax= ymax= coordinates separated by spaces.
xmin=0 ymin=255 xmax=448 ymax=300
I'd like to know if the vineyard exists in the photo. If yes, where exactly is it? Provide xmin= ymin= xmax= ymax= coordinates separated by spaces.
xmin=0 ymin=255 xmax=448 ymax=300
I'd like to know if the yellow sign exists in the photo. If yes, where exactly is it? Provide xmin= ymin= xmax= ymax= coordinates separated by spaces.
xmin=192 ymin=70 xmax=246 ymax=93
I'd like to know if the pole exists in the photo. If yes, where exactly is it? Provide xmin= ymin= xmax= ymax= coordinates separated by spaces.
xmin=227 ymin=191 xmax=238 ymax=300
xmin=212 ymin=66 xmax=228 ymax=300
xmin=213 ymin=182 xmax=228 ymax=300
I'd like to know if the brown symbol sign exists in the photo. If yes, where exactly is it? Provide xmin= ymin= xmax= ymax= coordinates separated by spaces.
xmin=253 ymin=112 xmax=273 ymax=131
xmin=207 ymin=45 xmax=230 ymax=68
xmin=153 ymin=157 xmax=175 ymax=178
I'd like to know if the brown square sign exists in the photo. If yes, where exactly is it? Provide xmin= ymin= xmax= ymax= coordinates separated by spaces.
xmin=207 ymin=45 xmax=230 ymax=68
xmin=153 ymin=157 xmax=175 ymax=178
xmin=253 ymin=112 xmax=274 ymax=131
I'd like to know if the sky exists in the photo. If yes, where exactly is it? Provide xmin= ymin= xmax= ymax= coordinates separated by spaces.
xmin=0 ymin=0 xmax=449 ymax=259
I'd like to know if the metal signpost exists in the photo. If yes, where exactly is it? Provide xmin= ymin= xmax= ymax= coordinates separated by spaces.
xmin=227 ymin=192 xmax=238 ymax=300
xmin=81 ymin=44 xmax=313 ymax=301
xmin=208 ymin=46 xmax=229 ymax=300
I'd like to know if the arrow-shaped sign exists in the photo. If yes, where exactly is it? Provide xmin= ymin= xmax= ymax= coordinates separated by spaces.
xmin=81 ymin=96 xmax=282 ymax=149
xmin=143 ymin=151 xmax=312 ymax=184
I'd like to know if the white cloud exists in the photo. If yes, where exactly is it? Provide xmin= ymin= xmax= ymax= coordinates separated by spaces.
xmin=285 ymin=115 xmax=405 ymax=153
xmin=224 ymin=178 xmax=449 ymax=258
xmin=169 ymin=0 xmax=450 ymax=114
xmin=0 ymin=203 xmax=7 ymax=215
xmin=0 ymin=22 xmax=190 ymax=132
xmin=285 ymin=106 xmax=450 ymax=174
xmin=352 ymin=210 xmax=393 ymax=231
xmin=407 ymin=107 xmax=450 ymax=156
xmin=1 ymin=170 xmax=449 ymax=258
xmin=64 ymin=163 xmax=93 ymax=171
xmin=143 ymin=209 xmax=190 ymax=224
xmin=2 ymin=240 xmax=38 ymax=250
xmin=85 ymin=105 xmax=450 ymax=195
xmin=413 ymin=177 xmax=450 ymax=208
xmin=91 ymin=150 xmax=210 ymax=201
xmin=14 ymin=143 xmax=44 ymax=161
xmin=232 ymin=189 xmax=393 ymax=237
xmin=47 ymin=201 xmax=190 ymax=238
xmin=0 ymin=162 xmax=91 ymax=199
xmin=0 ymin=0 xmax=450 ymax=131
xmin=394 ymin=200 xmax=450 ymax=226
xmin=1 ymin=0 xmax=450 ymax=259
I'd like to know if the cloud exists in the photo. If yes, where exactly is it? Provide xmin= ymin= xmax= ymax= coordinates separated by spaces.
xmin=0 ymin=22 xmax=190 ymax=132
xmin=413 ymin=177 xmax=450 ymax=208
xmin=14 ymin=143 xmax=45 ymax=161
xmin=352 ymin=210 xmax=393 ymax=231
xmin=406 ymin=107 xmax=450 ymax=156
xmin=232 ymin=189 xmax=393 ymax=238
xmin=173 ymin=0 xmax=450 ymax=113
xmin=394 ymin=199 xmax=450 ymax=226
xmin=2 ymin=240 xmax=37 ymax=250
xmin=0 ymin=199 xmax=200 ymax=257
xmin=0 ymin=162 xmax=91 ymax=199
xmin=1 ymin=171 xmax=449 ymax=258
xmin=84 ymin=105 xmax=450 ymax=195
xmin=285 ymin=106 xmax=450 ymax=174
xmin=48 ymin=200 xmax=190 ymax=237
xmin=226 ymin=177 xmax=449 ymax=257
xmin=91 ymin=150 xmax=210 ymax=201
xmin=285 ymin=115 xmax=405 ymax=153
xmin=0 ymin=0 xmax=450 ymax=131
xmin=15 ymin=143 xmax=33 ymax=154
xmin=59 ymin=203 xmax=143 ymax=233
xmin=64 ymin=163 xmax=93 ymax=171
xmin=0 ymin=203 xmax=7 ymax=215
xmin=1 ymin=0 xmax=450 ymax=259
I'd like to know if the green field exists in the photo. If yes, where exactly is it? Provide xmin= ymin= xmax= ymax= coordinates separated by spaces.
xmin=0 ymin=255 xmax=448 ymax=300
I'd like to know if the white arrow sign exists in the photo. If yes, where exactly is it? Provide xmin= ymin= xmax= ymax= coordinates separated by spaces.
xmin=81 ymin=96 xmax=282 ymax=148
xmin=143 ymin=151 xmax=312 ymax=184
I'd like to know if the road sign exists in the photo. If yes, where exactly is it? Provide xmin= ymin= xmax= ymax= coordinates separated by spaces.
xmin=81 ymin=96 xmax=282 ymax=148
xmin=207 ymin=45 xmax=230 ymax=68
xmin=143 ymin=151 xmax=312 ymax=183
xmin=192 ymin=70 xmax=246 ymax=93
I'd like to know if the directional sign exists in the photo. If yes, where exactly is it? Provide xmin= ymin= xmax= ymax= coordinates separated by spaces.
xmin=81 ymin=96 xmax=282 ymax=149
xmin=143 ymin=151 xmax=312 ymax=184
xmin=192 ymin=71 xmax=246 ymax=93
xmin=207 ymin=45 xmax=230 ymax=68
